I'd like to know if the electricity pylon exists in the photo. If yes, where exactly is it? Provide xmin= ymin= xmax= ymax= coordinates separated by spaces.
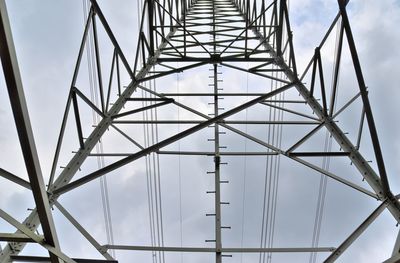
xmin=1 ymin=0 xmax=400 ymax=262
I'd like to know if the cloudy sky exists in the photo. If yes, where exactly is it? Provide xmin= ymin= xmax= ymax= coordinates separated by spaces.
xmin=1 ymin=0 xmax=400 ymax=262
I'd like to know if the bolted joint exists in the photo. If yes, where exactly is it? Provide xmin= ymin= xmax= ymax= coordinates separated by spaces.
xmin=274 ymin=56 xmax=284 ymax=66
xmin=99 ymin=245 xmax=108 ymax=255
xmin=47 ymin=194 xmax=56 ymax=205
xmin=147 ymin=56 xmax=157 ymax=65
xmin=210 ymin=54 xmax=221 ymax=64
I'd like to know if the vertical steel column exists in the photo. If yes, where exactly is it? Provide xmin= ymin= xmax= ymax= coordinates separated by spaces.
xmin=212 ymin=0 xmax=216 ymax=54
xmin=148 ymin=0 xmax=155 ymax=56
xmin=212 ymin=2 xmax=222 ymax=262
xmin=0 ymin=1 xmax=61 ymax=262
xmin=276 ymin=0 xmax=284 ymax=56
xmin=244 ymin=0 xmax=249 ymax=57
xmin=213 ymin=63 xmax=222 ymax=263
xmin=182 ymin=0 xmax=186 ymax=56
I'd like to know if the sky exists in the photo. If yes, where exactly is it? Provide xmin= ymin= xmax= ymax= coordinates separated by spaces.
xmin=0 ymin=0 xmax=400 ymax=263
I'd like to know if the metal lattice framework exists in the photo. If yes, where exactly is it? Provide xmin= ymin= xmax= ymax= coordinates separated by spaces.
xmin=1 ymin=0 xmax=400 ymax=262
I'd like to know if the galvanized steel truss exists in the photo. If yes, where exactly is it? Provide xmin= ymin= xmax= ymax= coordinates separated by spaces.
xmin=0 ymin=0 xmax=399 ymax=262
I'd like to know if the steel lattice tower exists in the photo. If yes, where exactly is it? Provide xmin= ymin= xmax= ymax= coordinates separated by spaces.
xmin=1 ymin=0 xmax=400 ymax=262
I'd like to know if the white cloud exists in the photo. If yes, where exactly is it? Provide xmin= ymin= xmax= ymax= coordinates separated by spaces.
xmin=1 ymin=0 xmax=400 ymax=262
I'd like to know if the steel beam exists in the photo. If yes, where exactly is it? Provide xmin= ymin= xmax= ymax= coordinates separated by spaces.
xmin=338 ymin=0 xmax=391 ymax=197
xmin=10 ymin=256 xmax=117 ymax=263
xmin=54 ymin=201 xmax=115 ymax=260
xmin=384 ymin=254 xmax=400 ymax=263
xmin=160 ymin=92 xmax=298 ymax=97
xmin=0 ymin=2 xmax=179 ymax=261
xmin=103 ymin=245 xmax=335 ymax=253
xmin=147 ymin=0 xmax=155 ymax=56
xmin=0 ymin=0 xmax=222 ymax=259
xmin=113 ymin=120 xmax=318 ymax=125
xmin=0 ymin=1 xmax=61 ymax=262
xmin=48 ymin=15 xmax=179 ymax=194
xmin=137 ymin=80 xmax=377 ymax=199
xmin=289 ymin=152 xmax=350 ymax=157
xmin=2 ymin=0 xmax=398 ymax=261
xmin=88 ymin=151 xmax=277 ymax=157
xmin=212 ymin=62 xmax=222 ymax=263
xmin=89 ymin=0 xmax=134 ymax=78
xmin=0 ymin=209 xmax=76 ymax=263
xmin=392 ymin=229 xmax=400 ymax=257
xmin=48 ymin=8 xmax=94 ymax=187
xmin=324 ymin=201 xmax=387 ymax=262
xmin=0 ymin=167 xmax=31 ymax=190
xmin=233 ymin=0 xmax=400 ymax=222
xmin=157 ymin=151 xmax=278 ymax=156
xmin=0 ymin=233 xmax=41 ymax=243
xmin=52 ymin=83 xmax=293 ymax=196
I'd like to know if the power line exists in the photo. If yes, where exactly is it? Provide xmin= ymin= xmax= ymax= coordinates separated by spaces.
xmin=83 ymin=0 xmax=115 ymax=258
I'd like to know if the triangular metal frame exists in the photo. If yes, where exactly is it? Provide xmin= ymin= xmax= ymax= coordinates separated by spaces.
xmin=1 ymin=0 xmax=399 ymax=262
